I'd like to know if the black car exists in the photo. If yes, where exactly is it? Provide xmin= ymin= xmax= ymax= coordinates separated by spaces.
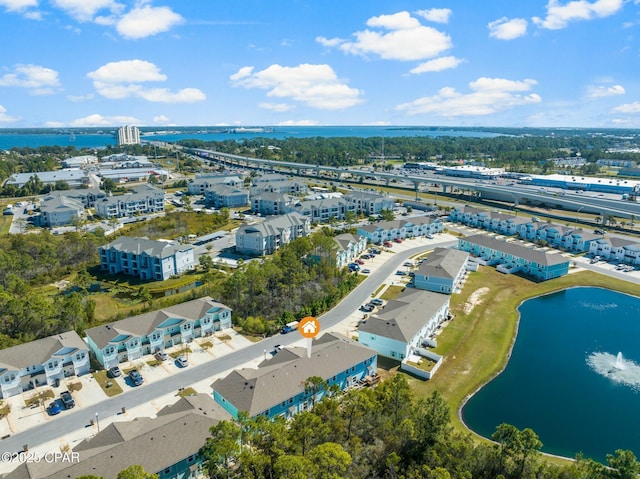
xmin=60 ymin=391 xmax=75 ymax=409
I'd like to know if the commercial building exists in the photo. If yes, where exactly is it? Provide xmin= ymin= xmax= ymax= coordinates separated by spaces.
xmin=85 ymin=297 xmax=231 ymax=368
xmin=5 ymin=169 xmax=89 ymax=189
xmin=211 ymin=333 xmax=377 ymax=420
xmin=235 ymin=212 xmax=310 ymax=256
xmin=99 ymin=236 xmax=194 ymax=281
xmin=0 ymin=331 xmax=90 ymax=399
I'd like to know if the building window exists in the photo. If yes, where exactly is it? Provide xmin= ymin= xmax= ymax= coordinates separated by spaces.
xmin=164 ymin=467 xmax=171 ymax=474
xmin=188 ymin=455 xmax=195 ymax=463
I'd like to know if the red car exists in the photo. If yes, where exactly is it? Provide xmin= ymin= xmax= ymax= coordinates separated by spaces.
xmin=355 ymin=259 xmax=365 ymax=265
xmin=393 ymin=238 xmax=403 ymax=243
xmin=383 ymin=241 xmax=393 ymax=247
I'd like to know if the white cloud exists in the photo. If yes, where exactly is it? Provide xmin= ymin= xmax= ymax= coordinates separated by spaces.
xmin=488 ymin=17 xmax=528 ymax=40
xmin=612 ymin=102 xmax=640 ymax=113
xmin=410 ymin=56 xmax=464 ymax=74
xmin=316 ymin=11 xmax=452 ymax=61
xmin=586 ymin=84 xmax=625 ymax=98
xmin=88 ymin=59 xmax=167 ymax=83
xmin=415 ymin=8 xmax=452 ymax=24
xmin=116 ymin=4 xmax=184 ymax=39
xmin=153 ymin=115 xmax=170 ymax=124
xmin=395 ymin=77 xmax=541 ymax=117
xmin=0 ymin=0 xmax=37 ymax=12
xmin=533 ymin=0 xmax=624 ymax=30
xmin=87 ymin=60 xmax=205 ymax=103
xmin=276 ymin=120 xmax=320 ymax=126
xmin=230 ymin=63 xmax=364 ymax=110
xmin=0 ymin=104 xmax=18 ymax=123
xmin=259 ymin=102 xmax=294 ymax=112
xmin=70 ymin=113 xmax=140 ymax=127
xmin=0 ymin=64 xmax=62 ymax=95
xmin=52 ymin=0 xmax=123 ymax=22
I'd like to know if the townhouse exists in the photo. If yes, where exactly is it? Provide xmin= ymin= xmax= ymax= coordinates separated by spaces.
xmin=85 ymin=297 xmax=232 ymax=368
xmin=413 ymin=247 xmax=471 ymax=294
xmin=359 ymin=289 xmax=450 ymax=362
xmin=334 ymin=233 xmax=367 ymax=268
xmin=235 ymin=212 xmax=310 ymax=256
xmin=356 ymin=216 xmax=444 ymax=244
xmin=449 ymin=205 xmax=530 ymax=235
xmin=457 ymin=234 xmax=570 ymax=281
xmin=589 ymin=237 xmax=640 ymax=265
xmin=94 ymin=184 xmax=165 ymax=219
xmin=250 ymin=174 xmax=308 ymax=196
xmin=344 ymin=191 xmax=394 ymax=216
xmin=6 ymin=394 xmax=232 ymax=479
xmin=0 ymin=331 xmax=90 ymax=399
xmin=204 ymin=184 xmax=249 ymax=208
xmin=211 ymin=332 xmax=377 ymax=420
xmin=99 ymin=236 xmax=194 ymax=281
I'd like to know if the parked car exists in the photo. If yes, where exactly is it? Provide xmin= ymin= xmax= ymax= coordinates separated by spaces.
xmin=60 ymin=391 xmax=75 ymax=409
xmin=361 ymin=254 xmax=372 ymax=259
xmin=176 ymin=355 xmax=189 ymax=368
xmin=370 ymin=298 xmax=384 ymax=306
xmin=48 ymin=400 xmax=62 ymax=416
xmin=361 ymin=268 xmax=371 ymax=274
xmin=107 ymin=366 xmax=122 ymax=378
xmin=396 ymin=270 xmax=407 ymax=276
xmin=594 ymin=229 xmax=605 ymax=235
xmin=383 ymin=241 xmax=393 ymax=247
xmin=426 ymin=234 xmax=434 ymax=239
xmin=393 ymin=238 xmax=403 ymax=243
xmin=155 ymin=351 xmax=168 ymax=361
xmin=359 ymin=304 xmax=374 ymax=313
xmin=355 ymin=259 xmax=365 ymax=265
xmin=348 ymin=263 xmax=360 ymax=272
xmin=128 ymin=369 xmax=144 ymax=386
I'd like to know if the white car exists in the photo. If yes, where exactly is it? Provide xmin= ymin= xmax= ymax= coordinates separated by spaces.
xmin=176 ymin=355 xmax=188 ymax=368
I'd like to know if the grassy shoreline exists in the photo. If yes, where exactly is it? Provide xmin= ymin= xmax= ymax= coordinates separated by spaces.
xmin=403 ymin=267 xmax=639 ymax=463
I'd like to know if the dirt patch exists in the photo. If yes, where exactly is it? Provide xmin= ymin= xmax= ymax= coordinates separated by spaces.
xmin=463 ymin=287 xmax=489 ymax=315
xmin=52 ymin=280 xmax=70 ymax=290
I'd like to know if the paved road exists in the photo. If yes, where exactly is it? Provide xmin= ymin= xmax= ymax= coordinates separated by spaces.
xmin=0 ymin=239 xmax=455 ymax=454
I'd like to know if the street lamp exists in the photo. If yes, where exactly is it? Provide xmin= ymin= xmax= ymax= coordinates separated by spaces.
xmin=95 ymin=412 xmax=100 ymax=433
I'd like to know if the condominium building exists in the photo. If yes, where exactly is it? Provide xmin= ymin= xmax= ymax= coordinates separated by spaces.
xmin=94 ymin=184 xmax=164 ymax=219
xmin=235 ymin=212 xmax=310 ymax=256
xmin=117 ymin=125 xmax=141 ymax=145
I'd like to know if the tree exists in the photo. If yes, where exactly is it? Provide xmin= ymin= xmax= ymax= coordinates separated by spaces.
xmin=116 ymin=465 xmax=157 ymax=479
xmin=101 ymin=178 xmax=118 ymax=193
xmin=379 ymin=208 xmax=395 ymax=221
xmin=307 ymin=442 xmax=352 ymax=479
xmin=607 ymin=449 xmax=640 ymax=479
xmin=200 ymin=420 xmax=242 ymax=479
xmin=199 ymin=254 xmax=214 ymax=271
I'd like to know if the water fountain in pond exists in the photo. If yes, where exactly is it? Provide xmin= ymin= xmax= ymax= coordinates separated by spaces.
xmin=587 ymin=351 xmax=640 ymax=390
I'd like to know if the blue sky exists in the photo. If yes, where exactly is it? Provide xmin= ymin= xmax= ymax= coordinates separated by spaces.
xmin=0 ymin=0 xmax=639 ymax=128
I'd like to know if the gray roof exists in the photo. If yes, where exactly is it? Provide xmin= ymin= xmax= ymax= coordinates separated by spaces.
xmin=85 ymin=297 xmax=229 ymax=349
xmin=6 ymin=394 xmax=230 ymax=479
xmin=334 ymin=233 xmax=362 ymax=251
xmin=345 ymin=191 xmax=388 ymax=201
xmin=210 ymin=185 xmax=248 ymax=196
xmin=359 ymin=289 xmax=450 ymax=342
xmin=211 ymin=332 xmax=376 ymax=417
xmin=605 ymin=236 xmax=640 ymax=248
xmin=417 ymin=247 xmax=469 ymax=280
xmin=39 ymin=193 xmax=84 ymax=213
xmin=297 ymin=197 xmax=347 ymax=208
xmin=237 ymin=212 xmax=309 ymax=237
xmin=99 ymin=236 xmax=193 ymax=258
xmin=252 ymin=191 xmax=291 ymax=202
xmin=461 ymin=234 xmax=570 ymax=266
xmin=6 ymin=169 xmax=87 ymax=186
xmin=0 ymin=331 xmax=87 ymax=372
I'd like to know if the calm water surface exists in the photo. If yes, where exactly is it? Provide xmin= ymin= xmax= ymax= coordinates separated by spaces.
xmin=462 ymin=287 xmax=640 ymax=463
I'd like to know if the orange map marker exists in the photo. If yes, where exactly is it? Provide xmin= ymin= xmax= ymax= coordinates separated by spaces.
xmin=299 ymin=316 xmax=320 ymax=339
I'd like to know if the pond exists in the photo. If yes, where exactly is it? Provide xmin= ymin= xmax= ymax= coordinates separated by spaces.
xmin=462 ymin=287 xmax=640 ymax=463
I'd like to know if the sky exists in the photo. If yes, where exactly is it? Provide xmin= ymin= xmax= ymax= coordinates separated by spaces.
xmin=0 ymin=0 xmax=639 ymax=129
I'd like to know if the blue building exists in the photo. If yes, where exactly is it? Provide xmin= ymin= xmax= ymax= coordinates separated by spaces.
xmin=457 ymin=234 xmax=570 ymax=281
xmin=413 ymin=247 xmax=470 ymax=294
xmin=356 ymin=216 xmax=443 ymax=244
xmin=358 ymin=289 xmax=450 ymax=361
xmin=85 ymin=297 xmax=232 ymax=368
xmin=211 ymin=333 xmax=377 ymax=420
xmin=5 ymin=394 xmax=231 ymax=479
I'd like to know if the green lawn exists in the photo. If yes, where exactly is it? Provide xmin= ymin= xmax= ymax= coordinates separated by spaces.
xmin=403 ymin=268 xmax=640 ymax=462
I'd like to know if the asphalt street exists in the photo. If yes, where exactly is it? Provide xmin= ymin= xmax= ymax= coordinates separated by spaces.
xmin=0 ymin=239 xmax=455 ymax=454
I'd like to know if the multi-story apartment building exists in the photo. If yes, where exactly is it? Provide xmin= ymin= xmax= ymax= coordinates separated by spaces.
xmin=99 ymin=236 xmax=194 ymax=281
xmin=344 ymin=191 xmax=394 ymax=216
xmin=356 ymin=216 xmax=443 ymax=244
xmin=38 ymin=193 xmax=86 ymax=228
xmin=413 ymin=247 xmax=471 ymax=294
xmin=334 ymin=233 xmax=367 ymax=268
xmin=589 ymin=237 xmax=640 ymax=265
xmin=187 ymin=174 xmax=244 ymax=195
xmin=292 ymin=197 xmax=357 ymax=223
xmin=117 ymin=125 xmax=140 ymax=145
xmin=94 ymin=184 xmax=165 ymax=219
xmin=204 ymin=185 xmax=249 ymax=208
xmin=251 ymin=192 xmax=295 ymax=216
xmin=235 ymin=212 xmax=310 ymax=256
